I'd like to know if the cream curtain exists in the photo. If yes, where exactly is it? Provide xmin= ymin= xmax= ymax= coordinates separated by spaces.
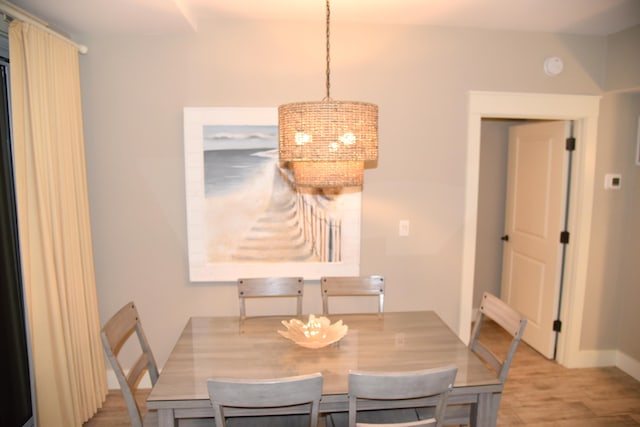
xmin=8 ymin=21 xmax=106 ymax=426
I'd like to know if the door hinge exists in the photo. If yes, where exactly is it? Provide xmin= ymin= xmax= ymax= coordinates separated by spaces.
xmin=553 ymin=320 xmax=562 ymax=332
xmin=560 ymin=231 xmax=570 ymax=244
xmin=566 ymin=137 xmax=576 ymax=151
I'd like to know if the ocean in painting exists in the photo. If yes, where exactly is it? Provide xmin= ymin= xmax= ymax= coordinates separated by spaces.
xmin=202 ymin=124 xmax=278 ymax=197
xmin=204 ymin=148 xmax=277 ymax=196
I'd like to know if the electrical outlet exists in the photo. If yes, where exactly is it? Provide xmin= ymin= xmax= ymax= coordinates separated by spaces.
xmin=399 ymin=220 xmax=410 ymax=237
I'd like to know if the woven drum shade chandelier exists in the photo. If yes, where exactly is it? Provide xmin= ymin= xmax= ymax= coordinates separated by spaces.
xmin=278 ymin=0 xmax=378 ymax=189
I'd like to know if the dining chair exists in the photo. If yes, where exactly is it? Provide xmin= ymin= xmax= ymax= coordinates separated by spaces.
xmin=101 ymin=301 xmax=159 ymax=427
xmin=416 ymin=292 xmax=527 ymax=426
xmin=326 ymin=366 xmax=458 ymax=427
xmin=207 ymin=372 xmax=323 ymax=427
xmin=320 ymin=275 xmax=384 ymax=316
xmin=237 ymin=277 xmax=304 ymax=321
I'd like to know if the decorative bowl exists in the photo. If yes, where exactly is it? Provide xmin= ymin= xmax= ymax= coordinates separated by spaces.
xmin=278 ymin=314 xmax=348 ymax=349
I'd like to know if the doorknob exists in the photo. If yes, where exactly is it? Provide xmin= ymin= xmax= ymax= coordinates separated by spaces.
xmin=501 ymin=235 xmax=509 ymax=241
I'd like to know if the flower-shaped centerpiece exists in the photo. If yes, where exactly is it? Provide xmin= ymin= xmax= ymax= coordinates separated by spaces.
xmin=278 ymin=314 xmax=348 ymax=349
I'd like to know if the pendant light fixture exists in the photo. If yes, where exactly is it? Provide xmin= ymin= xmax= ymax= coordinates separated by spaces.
xmin=278 ymin=0 xmax=378 ymax=189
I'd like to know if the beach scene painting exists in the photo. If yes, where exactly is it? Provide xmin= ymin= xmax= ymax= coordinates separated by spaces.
xmin=184 ymin=107 xmax=361 ymax=281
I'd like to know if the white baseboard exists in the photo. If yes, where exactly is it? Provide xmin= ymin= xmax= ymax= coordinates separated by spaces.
xmin=565 ymin=349 xmax=640 ymax=382
xmin=616 ymin=351 xmax=640 ymax=382
xmin=570 ymin=349 xmax=618 ymax=367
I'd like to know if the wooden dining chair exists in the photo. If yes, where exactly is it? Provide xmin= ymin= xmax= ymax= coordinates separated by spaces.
xmin=101 ymin=301 xmax=159 ymax=427
xmin=326 ymin=366 xmax=457 ymax=427
xmin=468 ymin=292 xmax=528 ymax=382
xmin=207 ymin=372 xmax=323 ymax=427
xmin=237 ymin=277 xmax=304 ymax=321
xmin=320 ymin=275 xmax=384 ymax=316
xmin=416 ymin=292 xmax=527 ymax=426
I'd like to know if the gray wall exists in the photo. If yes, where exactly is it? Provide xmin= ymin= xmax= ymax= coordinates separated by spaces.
xmin=77 ymin=19 xmax=638 ymax=370
xmin=582 ymin=24 xmax=640 ymax=359
xmin=585 ymin=90 xmax=640 ymax=354
xmin=617 ymin=93 xmax=640 ymax=359
xmin=605 ymin=26 xmax=640 ymax=91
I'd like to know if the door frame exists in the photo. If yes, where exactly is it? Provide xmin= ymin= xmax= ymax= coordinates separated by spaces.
xmin=460 ymin=91 xmax=600 ymax=368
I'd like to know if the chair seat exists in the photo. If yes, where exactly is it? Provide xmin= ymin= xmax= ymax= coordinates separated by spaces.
xmin=326 ymin=408 xmax=421 ymax=427
xmin=226 ymin=414 xmax=313 ymax=427
xmin=416 ymin=404 xmax=471 ymax=425
xmin=146 ymin=410 xmax=225 ymax=427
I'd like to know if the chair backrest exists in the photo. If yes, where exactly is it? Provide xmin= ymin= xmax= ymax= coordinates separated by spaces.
xmin=469 ymin=292 xmax=528 ymax=382
xmin=237 ymin=277 xmax=304 ymax=320
xmin=320 ymin=275 xmax=384 ymax=315
xmin=208 ymin=372 xmax=323 ymax=427
xmin=101 ymin=302 xmax=159 ymax=427
xmin=348 ymin=366 xmax=458 ymax=427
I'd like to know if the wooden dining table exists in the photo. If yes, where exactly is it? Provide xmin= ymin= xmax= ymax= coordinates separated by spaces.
xmin=147 ymin=311 xmax=503 ymax=427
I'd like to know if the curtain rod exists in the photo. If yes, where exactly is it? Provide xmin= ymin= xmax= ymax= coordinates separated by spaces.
xmin=0 ymin=1 xmax=88 ymax=54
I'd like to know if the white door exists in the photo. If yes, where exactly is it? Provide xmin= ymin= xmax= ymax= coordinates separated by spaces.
xmin=501 ymin=121 xmax=570 ymax=359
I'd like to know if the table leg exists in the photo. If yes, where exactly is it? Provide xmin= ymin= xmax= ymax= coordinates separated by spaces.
xmin=157 ymin=408 xmax=177 ymax=427
xmin=475 ymin=392 xmax=500 ymax=427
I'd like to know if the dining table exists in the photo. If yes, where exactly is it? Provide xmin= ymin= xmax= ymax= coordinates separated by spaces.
xmin=147 ymin=311 xmax=503 ymax=427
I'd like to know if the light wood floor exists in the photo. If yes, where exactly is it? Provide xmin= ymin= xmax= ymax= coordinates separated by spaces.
xmin=84 ymin=320 xmax=640 ymax=427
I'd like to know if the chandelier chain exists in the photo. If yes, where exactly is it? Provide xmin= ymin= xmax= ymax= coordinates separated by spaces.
xmin=325 ymin=0 xmax=331 ymax=100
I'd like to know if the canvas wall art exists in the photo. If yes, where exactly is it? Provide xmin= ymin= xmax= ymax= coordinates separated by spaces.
xmin=183 ymin=107 xmax=361 ymax=281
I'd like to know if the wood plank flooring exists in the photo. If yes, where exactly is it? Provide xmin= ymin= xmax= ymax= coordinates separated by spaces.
xmin=83 ymin=320 xmax=640 ymax=427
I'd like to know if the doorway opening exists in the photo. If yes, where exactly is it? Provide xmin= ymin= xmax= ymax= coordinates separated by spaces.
xmin=460 ymin=91 xmax=601 ymax=368
xmin=476 ymin=119 xmax=574 ymax=359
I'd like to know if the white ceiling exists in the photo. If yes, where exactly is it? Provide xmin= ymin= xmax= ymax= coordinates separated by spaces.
xmin=6 ymin=0 xmax=640 ymax=37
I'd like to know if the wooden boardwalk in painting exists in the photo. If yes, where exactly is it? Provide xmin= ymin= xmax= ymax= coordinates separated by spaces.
xmin=232 ymin=171 xmax=319 ymax=262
